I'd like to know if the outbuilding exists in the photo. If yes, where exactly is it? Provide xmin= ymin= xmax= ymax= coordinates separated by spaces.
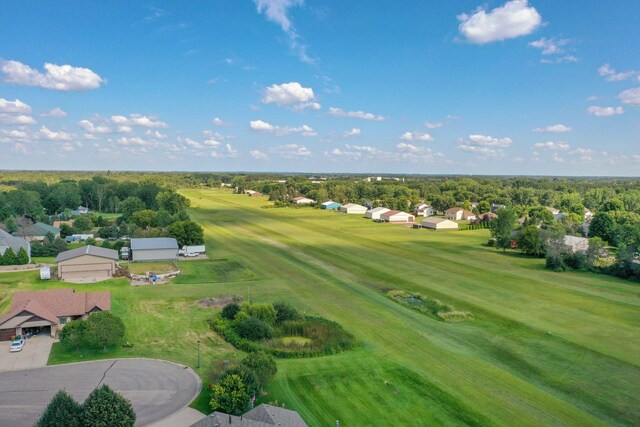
xmin=292 ymin=196 xmax=316 ymax=205
xmin=320 ymin=201 xmax=341 ymax=210
xmin=365 ymin=207 xmax=391 ymax=220
xmin=130 ymin=237 xmax=179 ymax=262
xmin=55 ymin=245 xmax=119 ymax=281
xmin=380 ymin=210 xmax=415 ymax=223
xmin=340 ymin=203 xmax=368 ymax=214
xmin=421 ymin=218 xmax=459 ymax=230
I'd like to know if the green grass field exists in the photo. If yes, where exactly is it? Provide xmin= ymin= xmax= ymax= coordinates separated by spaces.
xmin=1 ymin=188 xmax=638 ymax=426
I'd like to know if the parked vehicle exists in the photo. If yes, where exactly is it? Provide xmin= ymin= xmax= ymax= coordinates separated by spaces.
xmin=10 ymin=338 xmax=25 ymax=352
xmin=183 ymin=252 xmax=199 ymax=257
xmin=120 ymin=247 xmax=130 ymax=260
xmin=178 ymin=245 xmax=205 ymax=256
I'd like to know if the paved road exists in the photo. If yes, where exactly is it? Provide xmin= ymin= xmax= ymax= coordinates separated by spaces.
xmin=0 ymin=358 xmax=201 ymax=427
xmin=0 ymin=334 xmax=53 ymax=372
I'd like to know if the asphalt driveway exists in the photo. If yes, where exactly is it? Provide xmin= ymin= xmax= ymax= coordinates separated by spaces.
xmin=0 ymin=358 xmax=201 ymax=426
xmin=0 ymin=334 xmax=53 ymax=372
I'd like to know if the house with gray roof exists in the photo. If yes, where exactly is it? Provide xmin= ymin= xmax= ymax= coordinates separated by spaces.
xmin=130 ymin=237 xmax=179 ymax=262
xmin=191 ymin=404 xmax=307 ymax=427
xmin=0 ymin=229 xmax=31 ymax=263
xmin=13 ymin=222 xmax=60 ymax=242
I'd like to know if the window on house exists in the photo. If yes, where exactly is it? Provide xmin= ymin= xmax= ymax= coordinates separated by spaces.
xmin=60 ymin=317 xmax=67 ymax=324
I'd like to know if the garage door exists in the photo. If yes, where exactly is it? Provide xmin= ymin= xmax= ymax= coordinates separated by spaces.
xmin=0 ymin=329 xmax=16 ymax=341
xmin=61 ymin=270 xmax=111 ymax=280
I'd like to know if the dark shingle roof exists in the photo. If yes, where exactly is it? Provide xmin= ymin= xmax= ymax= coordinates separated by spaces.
xmin=189 ymin=405 xmax=307 ymax=427
xmin=55 ymin=245 xmax=119 ymax=263
xmin=0 ymin=229 xmax=29 ymax=255
xmin=130 ymin=237 xmax=178 ymax=250
xmin=14 ymin=222 xmax=60 ymax=237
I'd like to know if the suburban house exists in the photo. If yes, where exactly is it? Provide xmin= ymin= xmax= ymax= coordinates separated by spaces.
xmin=291 ymin=196 xmax=316 ymax=205
xmin=131 ymin=237 xmax=179 ymax=261
xmin=421 ymin=217 xmax=459 ymax=230
xmin=245 ymin=190 xmax=262 ymax=197
xmin=444 ymin=208 xmax=476 ymax=221
xmin=564 ymin=235 xmax=589 ymax=253
xmin=474 ymin=212 xmax=498 ymax=223
xmin=191 ymin=404 xmax=307 ymax=427
xmin=380 ymin=210 xmax=415 ymax=223
xmin=13 ymin=222 xmax=60 ymax=242
xmin=491 ymin=203 xmax=507 ymax=213
xmin=71 ymin=206 xmax=90 ymax=216
xmin=320 ymin=200 xmax=341 ymax=210
xmin=0 ymin=229 xmax=31 ymax=262
xmin=0 ymin=289 xmax=111 ymax=341
xmin=413 ymin=203 xmax=435 ymax=217
xmin=55 ymin=245 xmax=119 ymax=281
xmin=365 ymin=207 xmax=390 ymax=220
xmin=340 ymin=203 xmax=368 ymax=214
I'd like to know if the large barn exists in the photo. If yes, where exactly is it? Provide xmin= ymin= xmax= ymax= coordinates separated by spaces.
xmin=380 ymin=210 xmax=415 ymax=223
xmin=421 ymin=218 xmax=459 ymax=230
xmin=365 ymin=207 xmax=390 ymax=220
xmin=131 ymin=237 xmax=179 ymax=262
xmin=55 ymin=245 xmax=119 ymax=281
xmin=340 ymin=203 xmax=368 ymax=214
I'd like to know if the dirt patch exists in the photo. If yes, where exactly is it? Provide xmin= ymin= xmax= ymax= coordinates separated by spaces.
xmin=178 ymin=254 xmax=209 ymax=261
xmin=195 ymin=295 xmax=242 ymax=308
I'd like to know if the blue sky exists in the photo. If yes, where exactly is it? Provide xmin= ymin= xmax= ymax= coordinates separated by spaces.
xmin=0 ymin=0 xmax=639 ymax=175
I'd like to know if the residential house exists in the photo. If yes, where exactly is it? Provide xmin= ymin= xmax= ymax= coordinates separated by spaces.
xmin=55 ymin=245 xmax=119 ymax=281
xmin=130 ymin=237 xmax=179 ymax=262
xmin=491 ymin=203 xmax=507 ymax=213
xmin=13 ymin=222 xmax=60 ymax=242
xmin=71 ymin=206 xmax=90 ymax=216
xmin=365 ymin=207 xmax=390 ymax=220
xmin=0 ymin=289 xmax=110 ymax=341
xmin=413 ymin=203 xmax=435 ymax=217
xmin=0 ymin=229 xmax=31 ymax=263
xmin=421 ymin=218 xmax=459 ymax=230
xmin=380 ymin=210 xmax=415 ymax=223
xmin=320 ymin=201 xmax=341 ymax=210
xmin=564 ymin=235 xmax=589 ymax=253
xmin=340 ymin=203 xmax=368 ymax=214
xmin=474 ymin=212 xmax=498 ymax=223
xmin=291 ymin=196 xmax=316 ymax=205
xmin=191 ymin=404 xmax=307 ymax=427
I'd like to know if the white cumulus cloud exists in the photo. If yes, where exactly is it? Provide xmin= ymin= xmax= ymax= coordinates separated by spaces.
xmin=40 ymin=107 xmax=67 ymax=118
xmin=533 ymin=124 xmax=572 ymax=133
xmin=0 ymin=114 xmax=36 ymax=125
xmin=78 ymin=119 xmax=112 ymax=134
xmin=400 ymin=131 xmax=433 ymax=142
xmin=424 ymin=121 xmax=444 ymax=129
xmin=36 ymin=126 xmax=75 ymax=141
xmin=0 ymin=98 xmax=31 ymax=113
xmin=619 ymin=87 xmax=640 ymax=105
xmin=458 ymin=0 xmax=542 ymax=44
xmin=343 ymin=128 xmax=361 ymax=138
xmin=1 ymin=60 xmax=105 ymax=91
xmin=467 ymin=134 xmax=513 ymax=147
xmin=249 ymin=119 xmax=317 ymax=136
xmin=587 ymin=106 xmax=624 ymax=117
xmin=250 ymin=149 xmax=268 ymax=160
xmin=269 ymin=143 xmax=312 ymax=159
xmin=598 ymin=64 xmax=639 ymax=82
xmin=529 ymin=37 xmax=569 ymax=55
xmin=110 ymin=114 xmax=168 ymax=128
xmin=262 ymin=82 xmax=315 ymax=106
xmin=328 ymin=107 xmax=386 ymax=121
xmin=532 ymin=141 xmax=570 ymax=150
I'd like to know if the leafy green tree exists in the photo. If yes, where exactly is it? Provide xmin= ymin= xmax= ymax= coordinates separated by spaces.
xmin=246 ymin=303 xmax=277 ymax=325
xmin=81 ymin=384 xmax=136 ymax=427
xmin=15 ymin=247 xmax=29 ymax=265
xmin=273 ymin=301 xmax=301 ymax=323
xmin=59 ymin=319 xmax=88 ymax=350
xmin=241 ymin=351 xmax=277 ymax=390
xmin=491 ymin=208 xmax=517 ymax=251
xmin=237 ymin=316 xmax=272 ymax=341
xmin=477 ymin=201 xmax=490 ymax=213
xmin=119 ymin=197 xmax=145 ymax=221
xmin=6 ymin=189 xmax=42 ymax=216
xmin=59 ymin=223 xmax=77 ymax=238
xmin=36 ymin=389 xmax=82 ymax=427
xmin=222 ymin=303 xmax=240 ymax=320
xmin=210 ymin=373 xmax=250 ymax=415
xmin=224 ymin=367 xmax=260 ymax=398
xmin=516 ymin=226 xmax=544 ymax=256
xmin=155 ymin=210 xmax=174 ymax=227
xmin=156 ymin=191 xmax=190 ymax=214
xmin=589 ymin=212 xmax=616 ymax=243
xmin=131 ymin=209 xmax=157 ymax=229
xmin=600 ymin=199 xmax=625 ymax=212
xmin=4 ymin=216 xmax=17 ymax=233
xmin=1 ymin=247 xmax=16 ymax=265
xmin=85 ymin=312 xmax=125 ymax=351
xmin=44 ymin=182 xmax=82 ymax=214
xmin=586 ymin=237 xmax=607 ymax=267
xmin=72 ymin=216 xmax=93 ymax=233
xmin=168 ymin=220 xmax=204 ymax=246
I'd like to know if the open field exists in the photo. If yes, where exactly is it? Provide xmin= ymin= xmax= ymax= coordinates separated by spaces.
xmin=1 ymin=188 xmax=638 ymax=426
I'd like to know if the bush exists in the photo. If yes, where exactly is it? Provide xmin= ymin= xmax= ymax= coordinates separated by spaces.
xmin=241 ymin=351 xmax=277 ymax=389
xmin=85 ymin=312 xmax=125 ymax=351
xmin=221 ymin=303 xmax=240 ymax=320
xmin=273 ymin=301 xmax=300 ymax=323
xmin=36 ymin=389 xmax=82 ymax=427
xmin=209 ymin=373 xmax=250 ymax=416
xmin=59 ymin=319 xmax=88 ymax=350
xmin=237 ymin=316 xmax=272 ymax=341
xmin=246 ymin=303 xmax=277 ymax=325
xmin=81 ymin=384 xmax=136 ymax=427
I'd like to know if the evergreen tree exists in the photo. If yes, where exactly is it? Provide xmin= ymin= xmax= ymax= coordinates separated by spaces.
xmin=2 ymin=247 xmax=17 ymax=265
xmin=16 ymin=246 xmax=30 ymax=265
xmin=36 ymin=389 xmax=82 ymax=427
xmin=491 ymin=208 xmax=517 ymax=252
xmin=81 ymin=385 xmax=136 ymax=427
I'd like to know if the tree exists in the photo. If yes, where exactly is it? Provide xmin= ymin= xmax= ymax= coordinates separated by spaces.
xmin=586 ymin=237 xmax=607 ymax=267
xmin=16 ymin=247 xmax=29 ymax=265
xmin=236 ymin=316 xmax=272 ymax=341
xmin=491 ymin=207 xmax=517 ymax=251
xmin=516 ymin=226 xmax=544 ymax=257
xmin=131 ymin=209 xmax=157 ymax=229
xmin=222 ymin=303 xmax=240 ymax=320
xmin=59 ymin=319 xmax=88 ymax=350
xmin=119 ymin=196 xmax=145 ymax=221
xmin=210 ymin=373 xmax=250 ymax=415
xmin=155 ymin=210 xmax=173 ymax=227
xmin=168 ymin=220 xmax=204 ymax=246
xmin=246 ymin=303 xmax=277 ymax=325
xmin=241 ymin=351 xmax=277 ymax=390
xmin=60 ymin=223 xmax=76 ymax=238
xmin=1 ymin=247 xmax=16 ymax=266
xmin=589 ymin=212 xmax=617 ymax=243
xmin=81 ymin=384 xmax=135 ymax=427
xmin=4 ymin=216 xmax=17 ymax=233
xmin=72 ymin=216 xmax=93 ymax=233
xmin=273 ymin=301 xmax=301 ymax=323
xmin=600 ymin=199 xmax=625 ymax=212
xmin=36 ymin=389 xmax=82 ymax=427
xmin=85 ymin=312 xmax=125 ymax=351
xmin=156 ymin=191 xmax=190 ymax=215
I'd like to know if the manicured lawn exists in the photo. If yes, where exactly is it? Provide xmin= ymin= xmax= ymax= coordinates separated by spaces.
xmin=1 ymin=188 xmax=638 ymax=426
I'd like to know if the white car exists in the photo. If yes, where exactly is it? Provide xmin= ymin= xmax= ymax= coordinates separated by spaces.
xmin=183 ymin=252 xmax=199 ymax=257
xmin=10 ymin=338 xmax=25 ymax=352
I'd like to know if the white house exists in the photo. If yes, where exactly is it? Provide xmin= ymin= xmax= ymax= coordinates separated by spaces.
xmin=365 ymin=207 xmax=391 ymax=220
xmin=340 ymin=203 xmax=368 ymax=214
xmin=421 ymin=218 xmax=459 ymax=230
xmin=413 ymin=203 xmax=435 ymax=217
xmin=445 ymin=207 xmax=464 ymax=220
xmin=564 ymin=235 xmax=589 ymax=253
xmin=292 ymin=196 xmax=316 ymax=205
xmin=380 ymin=210 xmax=415 ymax=223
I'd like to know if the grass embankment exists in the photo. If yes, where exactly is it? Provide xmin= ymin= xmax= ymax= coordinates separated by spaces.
xmin=1 ymin=188 xmax=638 ymax=426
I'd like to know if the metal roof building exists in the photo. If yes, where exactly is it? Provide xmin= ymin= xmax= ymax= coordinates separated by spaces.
xmin=130 ymin=237 xmax=179 ymax=262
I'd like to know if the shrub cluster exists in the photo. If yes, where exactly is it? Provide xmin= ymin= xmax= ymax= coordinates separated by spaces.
xmin=386 ymin=290 xmax=473 ymax=322
xmin=0 ymin=246 xmax=29 ymax=265
xmin=59 ymin=312 xmax=125 ymax=351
